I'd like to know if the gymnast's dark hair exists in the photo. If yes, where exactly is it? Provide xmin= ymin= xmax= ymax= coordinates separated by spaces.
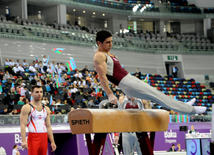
xmin=96 ymin=30 xmax=112 ymax=44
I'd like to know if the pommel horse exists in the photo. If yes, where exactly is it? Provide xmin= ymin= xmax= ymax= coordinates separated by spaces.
xmin=68 ymin=100 xmax=169 ymax=155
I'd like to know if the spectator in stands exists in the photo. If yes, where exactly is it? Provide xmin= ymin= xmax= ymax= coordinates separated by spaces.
xmin=189 ymin=125 xmax=196 ymax=134
xmin=20 ymin=83 xmax=26 ymax=97
xmin=4 ymin=70 xmax=13 ymax=82
xmin=15 ymin=76 xmax=22 ymax=85
xmin=34 ymin=72 xmax=40 ymax=82
xmin=29 ymin=63 xmax=37 ymax=73
xmin=18 ymin=97 xmax=25 ymax=105
xmin=73 ymin=78 xmax=81 ymax=86
xmin=60 ymin=62 xmax=67 ymax=73
xmin=135 ymin=68 xmax=142 ymax=79
xmin=82 ymin=65 xmax=89 ymax=74
xmin=13 ymin=64 xmax=20 ymax=76
xmin=9 ymin=59 xmax=15 ymax=67
xmin=18 ymin=64 xmax=25 ymax=74
xmin=97 ymin=90 xmax=103 ymax=98
xmin=84 ymin=70 xmax=91 ymax=78
xmin=43 ymin=55 xmax=48 ymax=72
xmin=9 ymin=109 xmax=19 ymax=115
xmin=172 ymin=64 xmax=178 ymax=78
xmin=5 ymin=58 xmax=11 ymax=73
xmin=37 ymin=80 xmax=42 ymax=86
xmin=168 ymin=144 xmax=176 ymax=152
xmin=34 ymin=61 xmax=39 ymax=70
xmin=47 ymin=66 xmax=53 ymax=74
xmin=22 ymin=59 xmax=29 ymax=69
xmin=0 ymin=108 xmax=8 ymax=115
xmin=87 ymin=99 xmax=95 ymax=108
xmin=38 ymin=61 xmax=45 ymax=73
xmin=15 ymin=59 xmax=20 ymax=66
xmin=90 ymin=90 xmax=96 ymax=97
xmin=74 ymin=70 xmax=83 ymax=79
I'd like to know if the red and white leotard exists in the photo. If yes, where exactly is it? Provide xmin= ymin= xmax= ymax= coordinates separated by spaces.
xmin=27 ymin=103 xmax=47 ymax=133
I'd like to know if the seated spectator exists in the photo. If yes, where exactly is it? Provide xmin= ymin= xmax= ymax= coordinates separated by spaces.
xmin=73 ymin=78 xmax=81 ymax=86
xmin=15 ymin=76 xmax=22 ymax=85
xmin=17 ymin=97 xmax=25 ymax=105
xmin=15 ymin=59 xmax=20 ymax=66
xmin=42 ymin=97 xmax=49 ymax=105
xmin=90 ymin=90 xmax=96 ymax=97
xmin=4 ymin=70 xmax=13 ymax=83
xmin=55 ymin=99 xmax=62 ymax=105
xmin=13 ymin=64 xmax=20 ymax=76
xmin=34 ymin=72 xmax=40 ymax=81
xmin=97 ymin=90 xmax=103 ymax=98
xmin=9 ymin=109 xmax=19 ymax=115
xmin=34 ymin=61 xmax=39 ymax=70
xmin=36 ymin=80 xmax=42 ymax=86
xmin=0 ymin=108 xmax=8 ymax=115
xmin=22 ymin=59 xmax=29 ymax=68
xmin=46 ymin=66 xmax=53 ymax=74
xmin=168 ymin=144 xmax=176 ymax=152
xmin=18 ymin=64 xmax=25 ymax=73
xmin=60 ymin=62 xmax=67 ymax=73
xmin=29 ymin=63 xmax=37 ymax=73
xmin=84 ymin=70 xmax=91 ymax=77
xmin=87 ymin=99 xmax=95 ymax=108
xmin=74 ymin=70 xmax=83 ymax=79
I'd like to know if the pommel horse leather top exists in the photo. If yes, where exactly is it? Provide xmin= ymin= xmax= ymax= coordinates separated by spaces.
xmin=68 ymin=109 xmax=169 ymax=134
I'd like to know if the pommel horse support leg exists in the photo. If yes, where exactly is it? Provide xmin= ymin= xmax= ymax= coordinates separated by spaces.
xmin=68 ymin=109 xmax=169 ymax=155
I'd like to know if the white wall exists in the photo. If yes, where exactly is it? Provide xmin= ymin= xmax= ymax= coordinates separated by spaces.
xmin=180 ymin=21 xmax=195 ymax=34
xmin=187 ymin=0 xmax=214 ymax=8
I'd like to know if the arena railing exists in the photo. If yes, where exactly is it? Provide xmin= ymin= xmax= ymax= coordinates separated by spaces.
xmin=34 ymin=0 xmax=214 ymax=19
xmin=0 ymin=114 xmax=211 ymax=125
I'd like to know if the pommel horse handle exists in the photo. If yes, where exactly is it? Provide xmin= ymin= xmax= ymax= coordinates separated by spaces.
xmin=68 ymin=108 xmax=169 ymax=155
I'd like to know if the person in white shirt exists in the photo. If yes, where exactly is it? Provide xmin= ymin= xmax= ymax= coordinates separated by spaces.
xmin=74 ymin=70 xmax=83 ymax=79
xmin=73 ymin=78 xmax=81 ymax=86
xmin=22 ymin=59 xmax=29 ymax=68
xmin=34 ymin=62 xmax=40 ymax=70
xmin=9 ymin=59 xmax=15 ymax=67
xmin=5 ymin=58 xmax=12 ymax=74
xmin=15 ymin=59 xmax=20 ymax=66
xmin=57 ymin=65 xmax=62 ymax=74
xmin=47 ymin=66 xmax=53 ymax=74
xmin=20 ymin=83 xmax=26 ymax=97
xmin=43 ymin=55 xmax=48 ymax=72
xmin=4 ymin=58 xmax=10 ymax=66
xmin=13 ymin=64 xmax=20 ymax=75
xmin=18 ymin=64 xmax=25 ymax=72
xmin=29 ymin=63 xmax=37 ymax=73
xmin=12 ymin=145 xmax=20 ymax=155
xmin=60 ymin=62 xmax=67 ymax=73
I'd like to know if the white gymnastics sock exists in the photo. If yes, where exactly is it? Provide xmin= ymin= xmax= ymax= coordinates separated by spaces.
xmin=194 ymin=106 xmax=207 ymax=114
xmin=186 ymin=98 xmax=196 ymax=106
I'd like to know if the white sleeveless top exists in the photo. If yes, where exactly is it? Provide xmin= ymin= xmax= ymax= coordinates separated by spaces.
xmin=27 ymin=104 xmax=47 ymax=133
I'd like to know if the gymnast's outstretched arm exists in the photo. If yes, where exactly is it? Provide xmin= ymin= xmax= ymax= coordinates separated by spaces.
xmin=93 ymin=52 xmax=117 ymax=104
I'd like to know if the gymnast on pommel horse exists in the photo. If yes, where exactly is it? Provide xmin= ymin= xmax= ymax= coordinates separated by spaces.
xmin=93 ymin=30 xmax=206 ymax=115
